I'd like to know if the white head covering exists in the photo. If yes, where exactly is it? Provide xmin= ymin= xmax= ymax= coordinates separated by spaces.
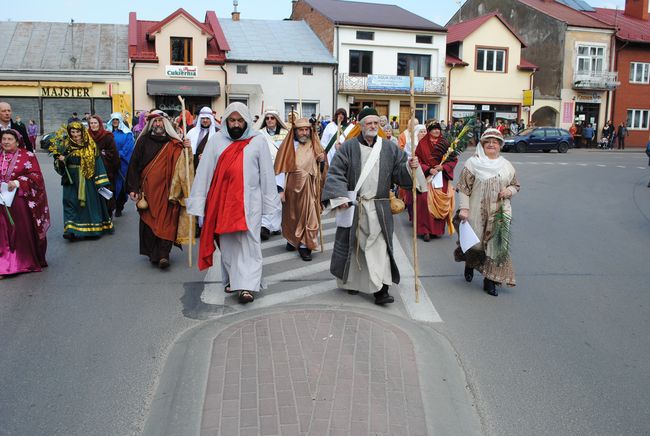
xmin=468 ymin=128 xmax=507 ymax=180
xmin=186 ymin=106 xmax=217 ymax=153
xmin=108 ymin=112 xmax=131 ymax=134
xmin=140 ymin=110 xmax=182 ymax=141
xmin=256 ymin=107 xmax=288 ymax=132
xmin=404 ymin=124 xmax=427 ymax=157
xmin=221 ymin=102 xmax=258 ymax=141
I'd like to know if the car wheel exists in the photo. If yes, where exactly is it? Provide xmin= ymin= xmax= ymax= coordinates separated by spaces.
xmin=516 ymin=142 xmax=527 ymax=153
xmin=543 ymin=149 xmax=551 ymax=153
xmin=557 ymin=142 xmax=569 ymax=153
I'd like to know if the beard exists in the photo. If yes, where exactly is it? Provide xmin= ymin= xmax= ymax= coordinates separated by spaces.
xmin=152 ymin=125 xmax=165 ymax=136
xmin=362 ymin=127 xmax=378 ymax=138
xmin=296 ymin=133 xmax=310 ymax=144
xmin=228 ymin=126 xmax=245 ymax=140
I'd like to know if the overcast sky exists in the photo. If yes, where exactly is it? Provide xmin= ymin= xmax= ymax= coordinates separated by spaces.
xmin=4 ymin=0 xmax=630 ymax=28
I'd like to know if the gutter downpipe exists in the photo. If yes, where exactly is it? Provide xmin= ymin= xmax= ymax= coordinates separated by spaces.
xmin=447 ymin=64 xmax=455 ymax=121
xmin=335 ymin=25 xmax=340 ymax=115
xmin=131 ymin=61 xmax=136 ymax=117
xmin=529 ymin=70 xmax=536 ymax=126
xmin=220 ymin=64 xmax=228 ymax=110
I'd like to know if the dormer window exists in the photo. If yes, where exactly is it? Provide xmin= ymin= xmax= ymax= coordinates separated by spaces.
xmin=356 ymin=31 xmax=374 ymax=41
xmin=171 ymin=37 xmax=192 ymax=65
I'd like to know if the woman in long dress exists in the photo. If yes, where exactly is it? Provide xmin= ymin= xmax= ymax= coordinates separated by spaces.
xmin=0 ymin=129 xmax=50 ymax=278
xmin=50 ymin=121 xmax=113 ymax=240
xmin=88 ymin=115 xmax=120 ymax=217
xmin=455 ymin=128 xmax=520 ymax=296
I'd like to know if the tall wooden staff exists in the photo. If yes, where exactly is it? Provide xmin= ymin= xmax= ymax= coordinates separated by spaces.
xmin=316 ymin=157 xmax=324 ymax=253
xmin=409 ymin=70 xmax=420 ymax=303
xmin=177 ymin=95 xmax=193 ymax=267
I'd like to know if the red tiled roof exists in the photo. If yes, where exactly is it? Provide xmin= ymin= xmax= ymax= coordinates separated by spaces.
xmin=446 ymin=54 xmax=468 ymax=66
xmin=446 ymin=12 xmax=527 ymax=47
xmin=128 ymin=9 xmax=228 ymax=64
xmin=517 ymin=0 xmax=614 ymax=29
xmin=518 ymin=58 xmax=539 ymax=70
xmin=585 ymin=8 xmax=650 ymax=44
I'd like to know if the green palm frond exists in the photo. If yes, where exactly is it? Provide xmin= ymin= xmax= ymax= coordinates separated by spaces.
xmin=492 ymin=201 xmax=511 ymax=265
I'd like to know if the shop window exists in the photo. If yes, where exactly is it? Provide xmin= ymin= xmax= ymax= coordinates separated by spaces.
xmin=356 ymin=31 xmax=374 ymax=41
xmin=284 ymin=102 xmax=318 ymax=120
xmin=476 ymin=48 xmax=506 ymax=72
xmin=273 ymin=65 xmax=284 ymax=75
xmin=170 ymin=37 xmax=192 ymax=65
xmin=416 ymin=35 xmax=433 ymax=44
xmin=302 ymin=66 xmax=313 ymax=76
xmin=415 ymin=103 xmax=438 ymax=124
xmin=236 ymin=65 xmax=248 ymax=74
xmin=576 ymin=45 xmax=605 ymax=74
xmin=630 ymin=62 xmax=650 ymax=84
xmin=627 ymin=109 xmax=650 ymax=130
xmin=349 ymin=50 xmax=373 ymax=75
xmin=229 ymin=96 xmax=248 ymax=106
xmin=397 ymin=53 xmax=431 ymax=78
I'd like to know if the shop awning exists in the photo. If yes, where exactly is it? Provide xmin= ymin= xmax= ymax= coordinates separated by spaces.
xmin=146 ymin=80 xmax=221 ymax=97
xmin=226 ymin=84 xmax=263 ymax=95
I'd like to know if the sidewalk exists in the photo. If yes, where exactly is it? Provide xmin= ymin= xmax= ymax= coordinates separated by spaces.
xmin=143 ymin=304 xmax=483 ymax=436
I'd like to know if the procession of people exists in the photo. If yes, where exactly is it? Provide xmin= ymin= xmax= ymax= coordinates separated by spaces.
xmin=0 ymin=98 xmax=520 ymax=299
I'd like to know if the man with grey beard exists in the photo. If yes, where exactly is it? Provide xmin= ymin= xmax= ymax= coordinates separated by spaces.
xmin=322 ymin=107 xmax=425 ymax=305
xmin=274 ymin=118 xmax=327 ymax=261
xmin=126 ymin=111 xmax=193 ymax=269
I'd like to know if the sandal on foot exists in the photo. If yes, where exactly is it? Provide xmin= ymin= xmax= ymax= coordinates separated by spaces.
xmin=224 ymin=283 xmax=234 ymax=293
xmin=238 ymin=290 xmax=255 ymax=304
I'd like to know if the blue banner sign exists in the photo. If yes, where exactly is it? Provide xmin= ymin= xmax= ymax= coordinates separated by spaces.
xmin=367 ymin=75 xmax=425 ymax=92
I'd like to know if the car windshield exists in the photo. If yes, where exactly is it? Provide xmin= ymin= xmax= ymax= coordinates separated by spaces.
xmin=519 ymin=128 xmax=536 ymax=136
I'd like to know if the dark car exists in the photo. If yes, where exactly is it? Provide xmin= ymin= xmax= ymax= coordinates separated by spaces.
xmin=502 ymin=127 xmax=573 ymax=153
xmin=39 ymin=131 xmax=60 ymax=151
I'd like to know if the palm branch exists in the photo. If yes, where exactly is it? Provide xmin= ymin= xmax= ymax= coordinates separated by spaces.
xmin=492 ymin=200 xmax=511 ymax=265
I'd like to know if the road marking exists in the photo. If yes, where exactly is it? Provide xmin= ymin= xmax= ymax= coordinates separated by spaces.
xmin=638 ymin=167 xmax=646 ymax=170
xmin=597 ymin=164 xmax=606 ymax=167
xmin=264 ymin=259 xmax=331 ymax=286
xmin=559 ymin=162 xmax=568 ymax=165
xmin=229 ymin=280 xmax=339 ymax=313
xmin=616 ymin=165 xmax=626 ymax=168
xmin=263 ymin=242 xmax=335 ymax=265
xmin=577 ymin=163 xmax=588 ymax=166
xmin=262 ymin=227 xmax=337 ymax=249
xmin=201 ymin=251 xmax=225 ymax=305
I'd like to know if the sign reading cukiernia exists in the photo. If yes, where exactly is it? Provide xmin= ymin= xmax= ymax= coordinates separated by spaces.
xmin=165 ymin=66 xmax=198 ymax=78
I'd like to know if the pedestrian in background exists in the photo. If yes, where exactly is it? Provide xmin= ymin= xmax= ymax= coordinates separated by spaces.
xmin=617 ymin=122 xmax=628 ymax=150
xmin=0 ymin=102 xmax=31 ymax=152
xmin=108 ymin=112 xmax=135 ymax=217
xmin=582 ymin=123 xmax=595 ymax=147
xmin=88 ymin=115 xmax=120 ymax=217
xmin=455 ymin=128 xmax=520 ymax=296
xmin=27 ymin=119 xmax=39 ymax=150
xmin=0 ymin=129 xmax=50 ymax=278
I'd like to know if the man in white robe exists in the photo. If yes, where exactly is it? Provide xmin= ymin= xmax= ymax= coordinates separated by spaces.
xmin=187 ymin=102 xmax=281 ymax=304
xmin=321 ymin=108 xmax=354 ymax=164
xmin=185 ymin=106 xmax=218 ymax=170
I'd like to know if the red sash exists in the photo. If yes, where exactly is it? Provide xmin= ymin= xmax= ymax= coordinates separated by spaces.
xmin=198 ymin=137 xmax=253 ymax=270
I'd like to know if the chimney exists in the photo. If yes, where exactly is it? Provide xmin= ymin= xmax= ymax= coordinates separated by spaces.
xmin=232 ymin=0 xmax=240 ymax=21
xmin=624 ymin=0 xmax=648 ymax=21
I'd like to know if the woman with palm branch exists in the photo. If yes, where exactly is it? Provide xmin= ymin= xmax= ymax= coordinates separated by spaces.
xmin=455 ymin=128 xmax=520 ymax=296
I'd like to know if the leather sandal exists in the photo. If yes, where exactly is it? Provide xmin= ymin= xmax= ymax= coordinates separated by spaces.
xmin=238 ymin=290 xmax=255 ymax=304
xmin=224 ymin=283 xmax=234 ymax=293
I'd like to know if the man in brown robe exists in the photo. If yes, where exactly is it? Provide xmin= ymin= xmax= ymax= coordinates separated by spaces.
xmin=274 ymin=118 xmax=327 ymax=261
xmin=126 ymin=111 xmax=193 ymax=269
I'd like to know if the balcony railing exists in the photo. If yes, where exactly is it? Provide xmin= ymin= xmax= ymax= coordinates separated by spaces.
xmin=573 ymin=71 xmax=619 ymax=91
xmin=338 ymin=73 xmax=446 ymax=96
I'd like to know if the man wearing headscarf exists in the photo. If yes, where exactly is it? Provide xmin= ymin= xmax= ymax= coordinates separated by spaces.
xmin=274 ymin=118 xmax=327 ymax=261
xmin=322 ymin=107 xmax=425 ymax=305
xmin=185 ymin=107 xmax=218 ymax=171
xmin=257 ymin=108 xmax=289 ymax=240
xmin=188 ymin=103 xmax=281 ymax=304
xmin=108 ymin=112 xmax=135 ymax=217
xmin=321 ymin=108 xmax=353 ymax=164
xmin=126 ymin=111 xmax=194 ymax=269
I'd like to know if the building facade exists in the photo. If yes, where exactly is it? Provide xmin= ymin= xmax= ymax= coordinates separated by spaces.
xmin=220 ymin=17 xmax=336 ymax=121
xmin=445 ymin=13 xmax=538 ymax=126
xmin=449 ymin=0 xmax=618 ymax=139
xmin=128 ymin=9 xmax=229 ymax=119
xmin=0 ymin=21 xmax=130 ymax=133
xmin=292 ymin=0 xmax=447 ymax=130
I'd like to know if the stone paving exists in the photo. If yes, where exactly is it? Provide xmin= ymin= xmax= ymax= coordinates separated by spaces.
xmin=199 ymin=309 xmax=427 ymax=436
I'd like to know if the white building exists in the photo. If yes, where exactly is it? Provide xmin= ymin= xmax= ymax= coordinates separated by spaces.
xmin=292 ymin=0 xmax=447 ymax=129
xmin=220 ymin=17 xmax=337 ymax=121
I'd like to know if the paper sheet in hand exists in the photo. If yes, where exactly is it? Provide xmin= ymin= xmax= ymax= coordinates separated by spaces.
xmin=459 ymin=220 xmax=480 ymax=253
xmin=0 ymin=182 xmax=17 ymax=207
xmin=431 ymin=171 xmax=443 ymax=189
xmin=335 ymin=191 xmax=355 ymax=228
xmin=97 ymin=187 xmax=113 ymax=200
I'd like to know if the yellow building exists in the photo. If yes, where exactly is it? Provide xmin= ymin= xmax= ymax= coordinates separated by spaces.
xmin=446 ymin=13 xmax=538 ymax=127
xmin=0 ymin=21 xmax=131 ymax=133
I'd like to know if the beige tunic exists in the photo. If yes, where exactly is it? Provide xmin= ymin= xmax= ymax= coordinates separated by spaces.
xmin=337 ymin=143 xmax=393 ymax=293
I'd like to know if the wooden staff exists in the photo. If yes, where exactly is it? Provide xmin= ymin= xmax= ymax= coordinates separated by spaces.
xmin=316 ymin=158 xmax=324 ymax=253
xmin=409 ymin=70 xmax=420 ymax=303
xmin=177 ymin=95 xmax=193 ymax=268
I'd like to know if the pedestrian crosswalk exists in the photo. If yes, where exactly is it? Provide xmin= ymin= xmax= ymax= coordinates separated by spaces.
xmin=199 ymin=215 xmax=443 ymax=323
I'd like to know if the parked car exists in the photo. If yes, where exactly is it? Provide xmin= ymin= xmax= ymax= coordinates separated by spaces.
xmin=39 ymin=131 xmax=60 ymax=151
xmin=502 ymin=127 xmax=573 ymax=153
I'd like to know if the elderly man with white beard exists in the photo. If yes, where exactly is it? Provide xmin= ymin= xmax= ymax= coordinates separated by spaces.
xmin=322 ymin=107 xmax=426 ymax=305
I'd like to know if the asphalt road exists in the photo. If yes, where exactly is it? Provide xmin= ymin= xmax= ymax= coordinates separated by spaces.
xmin=394 ymin=148 xmax=650 ymax=436
xmin=1 ymin=148 xmax=649 ymax=435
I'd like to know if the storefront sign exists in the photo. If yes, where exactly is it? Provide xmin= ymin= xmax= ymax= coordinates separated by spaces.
xmin=367 ymin=75 xmax=424 ymax=92
xmin=41 ymin=87 xmax=91 ymax=97
xmin=452 ymin=110 xmax=475 ymax=118
xmin=495 ymin=112 xmax=518 ymax=120
xmin=453 ymin=104 xmax=475 ymax=110
xmin=522 ymin=89 xmax=534 ymax=107
xmin=562 ymin=101 xmax=574 ymax=124
xmin=165 ymin=65 xmax=198 ymax=78
xmin=575 ymin=92 xmax=601 ymax=103
xmin=481 ymin=105 xmax=490 ymax=111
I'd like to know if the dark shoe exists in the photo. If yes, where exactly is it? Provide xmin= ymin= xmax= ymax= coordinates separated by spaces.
xmin=374 ymin=285 xmax=395 ymax=305
xmin=483 ymin=278 xmax=498 ymax=296
xmin=261 ymin=226 xmax=270 ymax=241
xmin=238 ymin=290 xmax=255 ymax=304
xmin=430 ymin=234 xmax=440 ymax=239
xmin=464 ymin=266 xmax=474 ymax=282
xmin=158 ymin=258 xmax=170 ymax=270
xmin=114 ymin=210 xmax=122 ymax=217
xmin=271 ymin=230 xmax=282 ymax=235
xmin=422 ymin=234 xmax=431 ymax=242
xmin=348 ymin=290 xmax=359 ymax=295
xmin=285 ymin=242 xmax=296 ymax=252
xmin=298 ymin=247 xmax=312 ymax=261
xmin=62 ymin=232 xmax=76 ymax=241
